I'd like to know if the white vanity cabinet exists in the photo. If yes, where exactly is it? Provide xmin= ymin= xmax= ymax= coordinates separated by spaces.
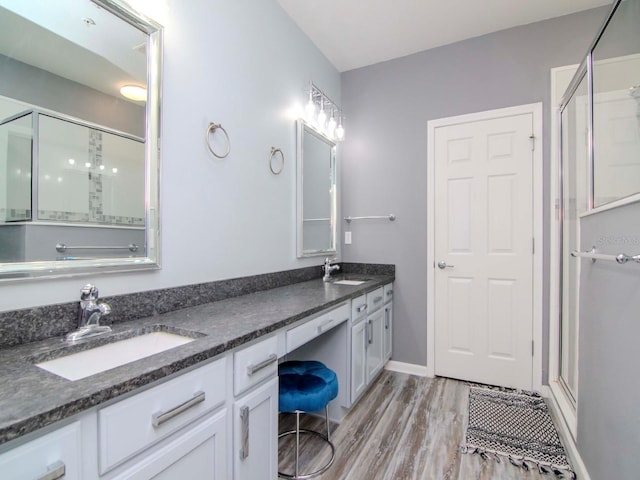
xmin=350 ymin=285 xmax=392 ymax=403
xmin=350 ymin=294 xmax=368 ymax=403
xmin=383 ymin=283 xmax=393 ymax=362
xmin=232 ymin=335 xmax=279 ymax=480
xmin=0 ymin=421 xmax=82 ymax=480
xmin=108 ymin=409 xmax=228 ymax=480
xmin=99 ymin=357 xmax=229 ymax=480
xmin=365 ymin=306 xmax=385 ymax=383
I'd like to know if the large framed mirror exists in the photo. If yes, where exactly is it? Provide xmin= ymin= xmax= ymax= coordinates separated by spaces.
xmin=0 ymin=0 xmax=162 ymax=280
xmin=591 ymin=0 xmax=640 ymax=207
xmin=296 ymin=119 xmax=337 ymax=257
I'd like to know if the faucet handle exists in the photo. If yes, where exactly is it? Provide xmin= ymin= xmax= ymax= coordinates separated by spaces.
xmin=80 ymin=284 xmax=98 ymax=301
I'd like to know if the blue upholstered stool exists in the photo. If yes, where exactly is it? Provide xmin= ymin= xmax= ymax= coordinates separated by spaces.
xmin=278 ymin=360 xmax=338 ymax=479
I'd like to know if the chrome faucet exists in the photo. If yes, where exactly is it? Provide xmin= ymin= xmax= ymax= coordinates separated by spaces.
xmin=65 ymin=284 xmax=112 ymax=343
xmin=322 ymin=258 xmax=340 ymax=282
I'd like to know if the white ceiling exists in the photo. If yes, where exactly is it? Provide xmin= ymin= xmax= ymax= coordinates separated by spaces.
xmin=277 ymin=0 xmax=613 ymax=72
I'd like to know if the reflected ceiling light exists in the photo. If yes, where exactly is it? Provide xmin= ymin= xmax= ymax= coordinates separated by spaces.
xmin=85 ymin=162 xmax=92 ymax=168
xmin=112 ymin=167 xmax=118 ymax=173
xmin=99 ymin=165 xmax=105 ymax=171
xmin=120 ymin=85 xmax=147 ymax=102
xmin=304 ymin=82 xmax=344 ymax=141
xmin=68 ymin=158 xmax=75 ymax=165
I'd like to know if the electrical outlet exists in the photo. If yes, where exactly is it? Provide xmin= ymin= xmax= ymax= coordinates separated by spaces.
xmin=345 ymin=231 xmax=352 ymax=244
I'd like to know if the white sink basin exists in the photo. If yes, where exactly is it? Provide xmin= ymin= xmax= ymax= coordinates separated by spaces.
xmin=333 ymin=279 xmax=367 ymax=286
xmin=35 ymin=332 xmax=195 ymax=381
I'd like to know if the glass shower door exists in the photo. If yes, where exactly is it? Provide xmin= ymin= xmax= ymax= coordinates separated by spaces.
xmin=559 ymin=74 xmax=589 ymax=405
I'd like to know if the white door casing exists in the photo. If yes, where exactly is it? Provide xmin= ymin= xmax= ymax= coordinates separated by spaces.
xmin=427 ymin=104 xmax=543 ymax=392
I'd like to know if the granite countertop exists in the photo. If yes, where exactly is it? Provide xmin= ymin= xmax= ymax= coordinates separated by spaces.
xmin=0 ymin=274 xmax=393 ymax=446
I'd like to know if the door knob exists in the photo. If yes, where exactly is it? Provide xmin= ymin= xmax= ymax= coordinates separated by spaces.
xmin=437 ymin=260 xmax=454 ymax=269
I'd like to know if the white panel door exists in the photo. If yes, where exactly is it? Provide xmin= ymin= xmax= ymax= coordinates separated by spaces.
xmin=434 ymin=113 xmax=534 ymax=390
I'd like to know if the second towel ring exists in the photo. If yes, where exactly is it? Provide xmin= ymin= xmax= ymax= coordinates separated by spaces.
xmin=269 ymin=147 xmax=285 ymax=175
xmin=206 ymin=122 xmax=231 ymax=158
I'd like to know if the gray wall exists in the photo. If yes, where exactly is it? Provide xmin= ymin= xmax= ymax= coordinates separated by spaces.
xmin=0 ymin=0 xmax=340 ymax=311
xmin=578 ymin=201 xmax=640 ymax=479
xmin=0 ymin=54 xmax=145 ymax=137
xmin=340 ymin=7 xmax=610 ymax=373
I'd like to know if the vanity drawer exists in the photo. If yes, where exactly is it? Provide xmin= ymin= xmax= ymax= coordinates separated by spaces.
xmin=98 ymin=357 xmax=226 ymax=474
xmin=384 ymin=283 xmax=393 ymax=303
xmin=234 ymin=334 xmax=279 ymax=397
xmin=367 ymin=287 xmax=385 ymax=313
xmin=351 ymin=294 xmax=368 ymax=321
xmin=0 ymin=421 xmax=82 ymax=480
xmin=286 ymin=302 xmax=350 ymax=353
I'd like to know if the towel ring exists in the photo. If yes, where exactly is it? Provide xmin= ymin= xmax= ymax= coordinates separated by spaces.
xmin=206 ymin=122 xmax=230 ymax=158
xmin=269 ymin=147 xmax=284 ymax=175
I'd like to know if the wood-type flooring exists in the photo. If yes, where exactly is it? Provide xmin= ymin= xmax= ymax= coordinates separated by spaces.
xmin=278 ymin=370 xmax=554 ymax=480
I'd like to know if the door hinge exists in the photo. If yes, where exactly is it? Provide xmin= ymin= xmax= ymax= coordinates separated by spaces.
xmin=529 ymin=134 xmax=535 ymax=151
xmin=532 ymin=340 xmax=535 ymax=356
xmin=532 ymin=237 xmax=535 ymax=254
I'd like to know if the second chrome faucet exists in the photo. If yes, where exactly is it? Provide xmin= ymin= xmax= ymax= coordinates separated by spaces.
xmin=322 ymin=258 xmax=340 ymax=282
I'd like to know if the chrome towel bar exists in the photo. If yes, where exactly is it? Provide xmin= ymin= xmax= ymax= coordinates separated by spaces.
xmin=571 ymin=247 xmax=640 ymax=264
xmin=56 ymin=243 xmax=138 ymax=253
xmin=344 ymin=214 xmax=396 ymax=223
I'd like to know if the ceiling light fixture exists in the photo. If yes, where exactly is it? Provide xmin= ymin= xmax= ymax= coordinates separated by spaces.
xmin=304 ymin=82 xmax=344 ymax=141
xmin=120 ymin=85 xmax=147 ymax=102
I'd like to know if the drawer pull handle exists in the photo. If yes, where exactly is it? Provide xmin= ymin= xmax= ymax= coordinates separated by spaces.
xmin=374 ymin=296 xmax=383 ymax=304
xmin=356 ymin=304 xmax=367 ymax=313
xmin=152 ymin=391 xmax=206 ymax=428
xmin=240 ymin=405 xmax=250 ymax=460
xmin=317 ymin=318 xmax=334 ymax=334
xmin=385 ymin=308 xmax=390 ymax=329
xmin=368 ymin=319 xmax=373 ymax=344
xmin=37 ymin=461 xmax=66 ymax=480
xmin=246 ymin=353 xmax=278 ymax=376
xmin=386 ymin=290 xmax=393 ymax=296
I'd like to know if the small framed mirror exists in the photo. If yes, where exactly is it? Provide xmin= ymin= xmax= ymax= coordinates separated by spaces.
xmin=0 ymin=0 xmax=162 ymax=280
xmin=296 ymin=119 xmax=337 ymax=257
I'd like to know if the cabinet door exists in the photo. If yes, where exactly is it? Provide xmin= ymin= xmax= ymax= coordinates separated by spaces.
xmin=234 ymin=377 xmax=278 ymax=480
xmin=351 ymin=319 xmax=367 ymax=403
xmin=111 ymin=409 xmax=227 ymax=480
xmin=384 ymin=302 xmax=393 ymax=361
xmin=0 ymin=421 xmax=82 ymax=480
xmin=366 ymin=308 xmax=385 ymax=383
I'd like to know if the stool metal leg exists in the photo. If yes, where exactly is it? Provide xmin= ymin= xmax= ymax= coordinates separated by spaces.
xmin=295 ymin=411 xmax=300 ymax=478
xmin=278 ymin=409 xmax=336 ymax=479
xmin=325 ymin=405 xmax=331 ymax=441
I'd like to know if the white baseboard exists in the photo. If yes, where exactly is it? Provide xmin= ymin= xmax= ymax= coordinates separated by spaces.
xmin=384 ymin=360 xmax=431 ymax=377
xmin=541 ymin=386 xmax=591 ymax=480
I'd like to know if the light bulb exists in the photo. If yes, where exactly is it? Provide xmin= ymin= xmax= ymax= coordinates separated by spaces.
xmin=317 ymin=102 xmax=327 ymax=130
xmin=335 ymin=120 xmax=345 ymax=141
xmin=327 ymin=114 xmax=337 ymax=138
xmin=305 ymin=98 xmax=316 ymax=122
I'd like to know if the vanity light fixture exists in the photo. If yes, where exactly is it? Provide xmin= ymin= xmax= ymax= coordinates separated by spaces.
xmin=305 ymin=82 xmax=344 ymax=141
xmin=120 ymin=84 xmax=147 ymax=102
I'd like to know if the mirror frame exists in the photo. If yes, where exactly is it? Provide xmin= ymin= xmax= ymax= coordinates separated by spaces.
xmin=296 ymin=119 xmax=337 ymax=258
xmin=0 ymin=0 xmax=162 ymax=281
